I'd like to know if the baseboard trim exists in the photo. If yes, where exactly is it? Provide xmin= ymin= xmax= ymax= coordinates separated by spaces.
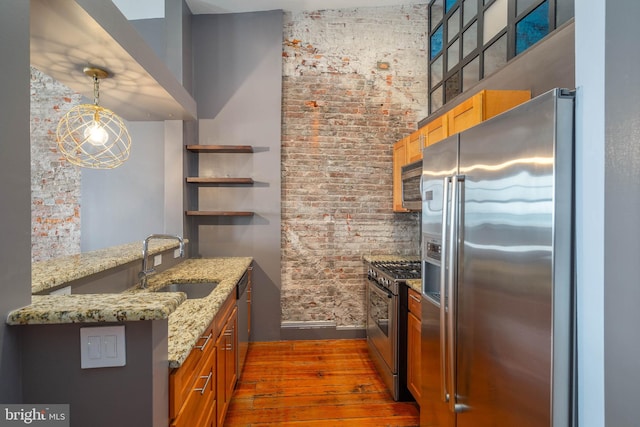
xmin=280 ymin=321 xmax=366 ymax=340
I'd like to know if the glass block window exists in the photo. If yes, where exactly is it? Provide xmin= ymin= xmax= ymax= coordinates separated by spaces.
xmin=483 ymin=0 xmax=508 ymax=42
xmin=431 ymin=24 xmax=444 ymax=59
xmin=516 ymin=1 xmax=549 ymax=54
xmin=462 ymin=56 xmax=480 ymax=91
xmin=428 ymin=0 xmax=574 ymax=114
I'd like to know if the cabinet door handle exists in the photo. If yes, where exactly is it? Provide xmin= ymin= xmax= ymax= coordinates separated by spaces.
xmin=409 ymin=294 xmax=421 ymax=303
xmin=194 ymin=370 xmax=213 ymax=395
xmin=195 ymin=332 xmax=212 ymax=351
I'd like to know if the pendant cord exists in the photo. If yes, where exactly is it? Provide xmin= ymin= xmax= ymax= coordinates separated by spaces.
xmin=93 ymin=75 xmax=100 ymax=106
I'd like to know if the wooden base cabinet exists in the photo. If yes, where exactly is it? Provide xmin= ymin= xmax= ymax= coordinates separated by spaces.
xmin=216 ymin=306 xmax=238 ymax=427
xmin=170 ymin=290 xmax=239 ymax=427
xmin=407 ymin=288 xmax=422 ymax=403
xmin=169 ymin=323 xmax=216 ymax=427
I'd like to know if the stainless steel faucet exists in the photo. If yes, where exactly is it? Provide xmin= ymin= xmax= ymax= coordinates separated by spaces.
xmin=138 ymin=234 xmax=185 ymax=288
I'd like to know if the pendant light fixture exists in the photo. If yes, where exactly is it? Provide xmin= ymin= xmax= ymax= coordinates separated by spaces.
xmin=56 ymin=67 xmax=131 ymax=169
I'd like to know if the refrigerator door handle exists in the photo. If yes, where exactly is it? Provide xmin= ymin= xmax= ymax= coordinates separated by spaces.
xmin=447 ymin=174 xmax=464 ymax=413
xmin=440 ymin=176 xmax=452 ymax=404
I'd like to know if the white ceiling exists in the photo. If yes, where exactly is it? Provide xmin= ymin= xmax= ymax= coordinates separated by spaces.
xmin=185 ymin=0 xmax=425 ymax=14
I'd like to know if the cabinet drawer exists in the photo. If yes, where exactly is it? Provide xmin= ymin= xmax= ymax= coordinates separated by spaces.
xmin=408 ymin=288 xmax=421 ymax=319
xmin=169 ymin=324 xmax=215 ymax=418
xmin=171 ymin=345 xmax=216 ymax=427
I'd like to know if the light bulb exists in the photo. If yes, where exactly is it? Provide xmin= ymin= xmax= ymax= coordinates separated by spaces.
xmin=83 ymin=122 xmax=109 ymax=146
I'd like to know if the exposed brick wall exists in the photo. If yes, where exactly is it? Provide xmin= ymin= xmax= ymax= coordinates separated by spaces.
xmin=30 ymin=68 xmax=82 ymax=262
xmin=281 ymin=5 xmax=427 ymax=328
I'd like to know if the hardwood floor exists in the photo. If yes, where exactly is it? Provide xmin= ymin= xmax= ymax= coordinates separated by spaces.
xmin=224 ymin=339 xmax=419 ymax=426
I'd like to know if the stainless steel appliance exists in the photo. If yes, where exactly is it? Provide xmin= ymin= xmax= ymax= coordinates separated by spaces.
xmin=401 ymin=160 xmax=422 ymax=211
xmin=420 ymin=89 xmax=575 ymax=427
xmin=236 ymin=268 xmax=250 ymax=376
xmin=366 ymin=260 xmax=420 ymax=401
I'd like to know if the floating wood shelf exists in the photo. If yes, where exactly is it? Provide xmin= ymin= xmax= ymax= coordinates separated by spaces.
xmin=185 ymin=211 xmax=255 ymax=217
xmin=186 ymin=145 xmax=254 ymax=153
xmin=185 ymin=145 xmax=255 ymax=221
xmin=186 ymin=177 xmax=254 ymax=185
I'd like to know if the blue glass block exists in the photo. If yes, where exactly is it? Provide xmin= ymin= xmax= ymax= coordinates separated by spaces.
xmin=515 ymin=0 xmax=549 ymax=55
xmin=431 ymin=25 xmax=444 ymax=60
xmin=445 ymin=0 xmax=457 ymax=13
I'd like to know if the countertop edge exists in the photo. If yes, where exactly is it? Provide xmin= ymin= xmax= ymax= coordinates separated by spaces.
xmin=6 ymin=293 xmax=186 ymax=325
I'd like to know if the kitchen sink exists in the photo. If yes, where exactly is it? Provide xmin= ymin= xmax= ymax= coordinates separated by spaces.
xmin=154 ymin=282 xmax=218 ymax=299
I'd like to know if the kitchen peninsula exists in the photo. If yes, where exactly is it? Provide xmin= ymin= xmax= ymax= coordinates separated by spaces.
xmin=6 ymin=240 xmax=252 ymax=427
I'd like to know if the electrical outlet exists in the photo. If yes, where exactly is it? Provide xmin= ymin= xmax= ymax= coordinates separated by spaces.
xmin=80 ymin=326 xmax=126 ymax=369
xmin=174 ymin=248 xmax=182 ymax=258
xmin=153 ymin=254 xmax=162 ymax=266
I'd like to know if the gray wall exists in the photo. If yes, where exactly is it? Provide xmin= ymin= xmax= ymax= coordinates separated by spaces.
xmin=20 ymin=321 xmax=168 ymax=427
xmin=165 ymin=0 xmax=193 ymax=93
xmin=574 ymin=3 xmax=605 ymax=426
xmin=602 ymin=2 xmax=640 ymax=426
xmin=0 ymin=0 xmax=31 ymax=402
xmin=81 ymin=121 xmax=169 ymax=251
xmin=191 ymin=11 xmax=283 ymax=341
xmin=575 ymin=1 xmax=640 ymax=426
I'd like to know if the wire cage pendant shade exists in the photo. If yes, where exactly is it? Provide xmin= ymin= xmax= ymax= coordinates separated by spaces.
xmin=56 ymin=67 xmax=131 ymax=169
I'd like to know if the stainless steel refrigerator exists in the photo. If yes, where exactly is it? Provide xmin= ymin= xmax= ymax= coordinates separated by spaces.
xmin=420 ymin=89 xmax=574 ymax=427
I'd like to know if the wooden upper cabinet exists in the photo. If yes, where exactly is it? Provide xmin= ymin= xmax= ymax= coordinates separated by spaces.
xmin=390 ymin=89 xmax=530 ymax=213
xmin=393 ymin=137 xmax=408 ymax=212
xmin=423 ymin=113 xmax=448 ymax=147
xmin=448 ymin=89 xmax=531 ymax=135
xmin=407 ymin=129 xmax=423 ymax=163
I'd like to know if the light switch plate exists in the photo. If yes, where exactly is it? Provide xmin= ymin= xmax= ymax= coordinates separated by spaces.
xmin=80 ymin=325 xmax=126 ymax=369
xmin=153 ymin=254 xmax=162 ymax=266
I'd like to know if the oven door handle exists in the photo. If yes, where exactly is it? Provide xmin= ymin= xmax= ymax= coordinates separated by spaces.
xmin=369 ymin=279 xmax=393 ymax=299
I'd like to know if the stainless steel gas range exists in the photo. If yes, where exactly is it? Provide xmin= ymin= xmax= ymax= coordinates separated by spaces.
xmin=366 ymin=259 xmax=421 ymax=401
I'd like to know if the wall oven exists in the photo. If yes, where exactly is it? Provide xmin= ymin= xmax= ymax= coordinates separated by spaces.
xmin=366 ymin=260 xmax=420 ymax=401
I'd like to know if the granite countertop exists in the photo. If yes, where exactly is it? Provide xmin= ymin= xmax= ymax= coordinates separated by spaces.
xmin=406 ymin=279 xmax=421 ymax=294
xmin=141 ymin=257 xmax=253 ymax=368
xmin=31 ymin=240 xmax=184 ymax=294
xmin=5 ymin=293 xmax=186 ymax=324
xmin=8 ymin=254 xmax=252 ymax=369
